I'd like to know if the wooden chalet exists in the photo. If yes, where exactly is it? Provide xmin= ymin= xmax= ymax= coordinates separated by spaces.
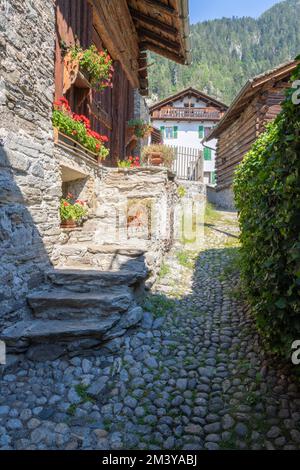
xmin=150 ymin=88 xmax=227 ymax=184
xmin=150 ymin=87 xmax=227 ymax=122
xmin=55 ymin=0 xmax=191 ymax=165
xmin=207 ymin=60 xmax=299 ymax=193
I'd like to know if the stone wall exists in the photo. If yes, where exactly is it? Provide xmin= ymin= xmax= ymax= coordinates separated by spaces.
xmin=0 ymin=0 xmax=58 ymax=324
xmin=176 ymin=180 xmax=206 ymax=199
xmin=52 ymin=143 xmax=104 ymax=251
xmin=174 ymin=180 xmax=206 ymax=249
xmin=54 ymin=167 xmax=178 ymax=285
xmin=207 ymin=184 xmax=236 ymax=211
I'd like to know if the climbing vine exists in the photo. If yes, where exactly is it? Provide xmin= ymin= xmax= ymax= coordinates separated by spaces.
xmin=234 ymin=59 xmax=300 ymax=358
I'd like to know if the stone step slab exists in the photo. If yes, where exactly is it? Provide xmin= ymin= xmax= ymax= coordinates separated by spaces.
xmin=1 ymin=316 xmax=120 ymax=351
xmin=53 ymin=244 xmax=148 ymax=271
xmin=46 ymin=268 xmax=148 ymax=290
xmin=27 ymin=287 xmax=133 ymax=320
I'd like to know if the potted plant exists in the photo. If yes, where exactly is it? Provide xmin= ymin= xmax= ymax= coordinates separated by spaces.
xmin=68 ymin=45 xmax=114 ymax=92
xmin=141 ymin=145 xmax=175 ymax=169
xmin=127 ymin=119 xmax=153 ymax=139
xmin=117 ymin=156 xmax=141 ymax=168
xmin=52 ymin=97 xmax=110 ymax=160
xmin=60 ymin=193 xmax=88 ymax=228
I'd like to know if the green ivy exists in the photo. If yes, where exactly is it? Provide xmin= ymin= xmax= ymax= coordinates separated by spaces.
xmin=233 ymin=58 xmax=300 ymax=358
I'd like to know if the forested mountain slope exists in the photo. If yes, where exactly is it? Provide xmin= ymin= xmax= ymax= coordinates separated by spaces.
xmin=148 ymin=0 xmax=300 ymax=104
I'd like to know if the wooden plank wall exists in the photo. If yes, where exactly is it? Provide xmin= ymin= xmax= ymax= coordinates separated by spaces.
xmin=55 ymin=0 xmax=135 ymax=165
xmin=215 ymin=100 xmax=258 ymax=188
xmin=215 ymin=80 xmax=288 ymax=188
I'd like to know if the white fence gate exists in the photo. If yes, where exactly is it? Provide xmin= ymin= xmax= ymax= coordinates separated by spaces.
xmin=171 ymin=146 xmax=203 ymax=181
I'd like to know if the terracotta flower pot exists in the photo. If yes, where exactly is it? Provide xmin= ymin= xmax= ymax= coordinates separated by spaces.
xmin=149 ymin=152 xmax=163 ymax=166
xmin=60 ymin=219 xmax=77 ymax=228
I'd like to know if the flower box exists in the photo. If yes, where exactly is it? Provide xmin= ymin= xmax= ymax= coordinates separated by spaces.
xmin=60 ymin=220 xmax=78 ymax=229
xmin=52 ymin=97 xmax=109 ymax=161
xmin=55 ymin=129 xmax=99 ymax=161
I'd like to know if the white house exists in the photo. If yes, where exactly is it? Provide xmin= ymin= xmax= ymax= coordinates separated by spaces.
xmin=150 ymin=88 xmax=227 ymax=184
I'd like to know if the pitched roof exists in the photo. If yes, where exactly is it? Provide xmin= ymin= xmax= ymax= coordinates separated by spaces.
xmin=149 ymin=87 xmax=228 ymax=112
xmin=206 ymin=59 xmax=299 ymax=141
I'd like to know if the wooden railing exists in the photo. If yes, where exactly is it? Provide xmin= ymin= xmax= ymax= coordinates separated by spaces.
xmin=152 ymin=108 xmax=222 ymax=120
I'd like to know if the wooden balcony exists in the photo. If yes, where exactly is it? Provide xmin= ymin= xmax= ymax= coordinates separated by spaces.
xmin=152 ymin=107 xmax=223 ymax=121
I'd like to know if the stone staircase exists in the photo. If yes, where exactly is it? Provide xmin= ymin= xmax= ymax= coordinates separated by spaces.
xmin=1 ymin=258 xmax=148 ymax=358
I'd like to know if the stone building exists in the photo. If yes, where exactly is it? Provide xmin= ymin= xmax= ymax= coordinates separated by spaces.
xmin=0 ymin=0 xmax=191 ymax=358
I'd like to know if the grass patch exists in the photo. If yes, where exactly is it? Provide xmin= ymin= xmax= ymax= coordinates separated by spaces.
xmin=75 ymin=383 xmax=95 ymax=404
xmin=246 ymin=391 xmax=259 ymax=406
xmin=158 ymin=262 xmax=171 ymax=280
xmin=178 ymin=186 xmax=186 ymax=198
xmin=205 ymin=202 xmax=219 ymax=222
xmin=67 ymin=404 xmax=77 ymax=416
xmin=176 ymin=250 xmax=195 ymax=269
xmin=219 ymin=435 xmax=237 ymax=450
xmin=142 ymin=294 xmax=175 ymax=318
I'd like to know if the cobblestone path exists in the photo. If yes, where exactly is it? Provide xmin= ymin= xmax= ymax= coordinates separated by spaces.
xmin=1 ymin=208 xmax=300 ymax=450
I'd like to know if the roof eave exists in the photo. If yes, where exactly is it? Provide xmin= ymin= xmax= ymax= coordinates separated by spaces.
xmin=178 ymin=0 xmax=192 ymax=65
xmin=205 ymin=59 xmax=299 ymax=141
xmin=150 ymin=87 xmax=228 ymax=112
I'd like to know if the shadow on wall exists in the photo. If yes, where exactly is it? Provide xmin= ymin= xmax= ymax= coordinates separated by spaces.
xmin=0 ymin=145 xmax=53 ymax=326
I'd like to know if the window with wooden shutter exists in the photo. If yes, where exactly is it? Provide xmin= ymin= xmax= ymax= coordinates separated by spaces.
xmin=204 ymin=147 xmax=212 ymax=161
xmin=173 ymin=126 xmax=178 ymax=139
xmin=198 ymin=125 xmax=204 ymax=139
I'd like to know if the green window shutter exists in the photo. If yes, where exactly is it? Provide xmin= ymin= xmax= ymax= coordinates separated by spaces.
xmin=204 ymin=147 xmax=212 ymax=161
xmin=211 ymin=171 xmax=216 ymax=185
xmin=160 ymin=126 xmax=165 ymax=138
xmin=173 ymin=126 xmax=178 ymax=139
xmin=198 ymin=125 xmax=204 ymax=139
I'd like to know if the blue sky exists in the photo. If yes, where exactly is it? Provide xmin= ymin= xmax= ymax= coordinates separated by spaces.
xmin=189 ymin=0 xmax=283 ymax=23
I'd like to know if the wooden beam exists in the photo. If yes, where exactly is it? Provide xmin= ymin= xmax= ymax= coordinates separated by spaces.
xmin=129 ymin=7 xmax=178 ymax=35
xmin=92 ymin=0 xmax=140 ymax=88
xmin=142 ymin=0 xmax=176 ymax=15
xmin=138 ymin=27 xmax=181 ymax=52
xmin=140 ymin=41 xmax=184 ymax=64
